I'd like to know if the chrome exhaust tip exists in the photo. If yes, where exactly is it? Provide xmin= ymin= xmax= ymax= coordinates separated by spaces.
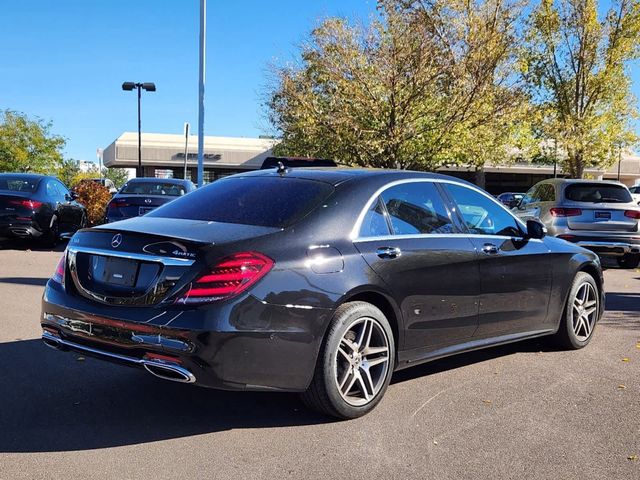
xmin=42 ymin=330 xmax=64 ymax=350
xmin=142 ymin=361 xmax=196 ymax=384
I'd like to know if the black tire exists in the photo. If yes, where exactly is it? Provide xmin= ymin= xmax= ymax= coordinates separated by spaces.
xmin=301 ymin=301 xmax=395 ymax=419
xmin=616 ymin=253 xmax=640 ymax=269
xmin=553 ymin=272 xmax=600 ymax=350
xmin=43 ymin=216 xmax=59 ymax=248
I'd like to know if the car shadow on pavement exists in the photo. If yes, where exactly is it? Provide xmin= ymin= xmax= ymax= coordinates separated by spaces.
xmin=0 ymin=336 xmax=559 ymax=453
xmin=0 ymin=277 xmax=49 ymax=287
xmin=0 ymin=338 xmax=334 ymax=453
xmin=0 ymin=239 xmax=67 ymax=253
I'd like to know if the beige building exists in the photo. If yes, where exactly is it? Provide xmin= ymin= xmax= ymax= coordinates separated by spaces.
xmin=103 ymin=132 xmax=277 ymax=182
xmin=103 ymin=131 xmax=640 ymax=192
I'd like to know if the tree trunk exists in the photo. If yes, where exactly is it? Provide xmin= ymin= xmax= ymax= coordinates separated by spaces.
xmin=568 ymin=150 xmax=585 ymax=179
xmin=474 ymin=166 xmax=486 ymax=190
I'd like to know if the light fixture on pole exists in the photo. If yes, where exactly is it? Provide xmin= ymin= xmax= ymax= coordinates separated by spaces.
xmin=122 ymin=81 xmax=156 ymax=178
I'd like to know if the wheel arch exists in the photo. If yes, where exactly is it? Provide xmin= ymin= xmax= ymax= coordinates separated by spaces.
xmin=339 ymin=288 xmax=403 ymax=356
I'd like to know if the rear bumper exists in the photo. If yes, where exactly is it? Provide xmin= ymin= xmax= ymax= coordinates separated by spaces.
xmin=552 ymin=232 xmax=640 ymax=257
xmin=0 ymin=220 xmax=43 ymax=239
xmin=574 ymin=241 xmax=640 ymax=256
xmin=40 ymin=280 xmax=333 ymax=392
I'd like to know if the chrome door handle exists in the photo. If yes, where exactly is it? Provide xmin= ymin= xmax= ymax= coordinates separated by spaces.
xmin=482 ymin=243 xmax=498 ymax=255
xmin=376 ymin=247 xmax=401 ymax=259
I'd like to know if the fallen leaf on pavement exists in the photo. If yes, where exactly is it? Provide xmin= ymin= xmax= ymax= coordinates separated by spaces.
xmin=618 ymin=385 xmax=626 ymax=389
xmin=628 ymin=454 xmax=638 ymax=462
xmin=622 ymin=358 xmax=630 ymax=362
xmin=482 ymin=399 xmax=492 ymax=405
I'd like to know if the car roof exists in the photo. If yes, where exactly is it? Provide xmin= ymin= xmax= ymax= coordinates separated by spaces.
xmin=541 ymin=178 xmax=628 ymax=187
xmin=232 ymin=167 xmax=473 ymax=187
xmin=0 ymin=172 xmax=49 ymax=179
xmin=124 ymin=177 xmax=190 ymax=184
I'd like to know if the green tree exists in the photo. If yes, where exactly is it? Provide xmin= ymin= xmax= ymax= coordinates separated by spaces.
xmin=56 ymin=158 xmax=82 ymax=186
xmin=524 ymin=0 xmax=640 ymax=178
xmin=266 ymin=1 xmax=529 ymax=172
xmin=0 ymin=110 xmax=66 ymax=173
xmin=103 ymin=168 xmax=130 ymax=189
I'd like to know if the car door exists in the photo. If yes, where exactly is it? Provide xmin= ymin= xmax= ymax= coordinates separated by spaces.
xmin=443 ymin=183 xmax=553 ymax=337
xmin=353 ymin=181 xmax=480 ymax=350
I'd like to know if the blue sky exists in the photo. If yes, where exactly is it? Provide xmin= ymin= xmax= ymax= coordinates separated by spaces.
xmin=0 ymin=0 xmax=638 ymax=162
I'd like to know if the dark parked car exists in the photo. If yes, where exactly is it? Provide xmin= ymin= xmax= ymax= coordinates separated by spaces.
xmin=0 ymin=173 xmax=86 ymax=246
xmin=41 ymin=169 xmax=604 ymax=419
xmin=105 ymin=177 xmax=196 ymax=223
xmin=496 ymin=192 xmax=524 ymax=209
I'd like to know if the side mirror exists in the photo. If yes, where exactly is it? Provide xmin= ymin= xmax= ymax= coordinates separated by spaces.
xmin=526 ymin=219 xmax=546 ymax=239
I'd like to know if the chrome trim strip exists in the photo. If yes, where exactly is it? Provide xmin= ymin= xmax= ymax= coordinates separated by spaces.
xmin=353 ymin=233 xmax=544 ymax=243
xmin=349 ymin=177 xmax=527 ymax=240
xmin=41 ymin=330 xmax=196 ymax=383
xmin=66 ymin=246 xmax=195 ymax=267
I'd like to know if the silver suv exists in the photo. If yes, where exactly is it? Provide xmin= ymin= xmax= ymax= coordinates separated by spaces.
xmin=514 ymin=179 xmax=640 ymax=268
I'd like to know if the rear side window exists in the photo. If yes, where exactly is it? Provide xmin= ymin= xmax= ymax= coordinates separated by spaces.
xmin=379 ymin=182 xmax=455 ymax=235
xmin=564 ymin=183 xmax=632 ymax=203
xmin=360 ymin=197 xmax=391 ymax=237
xmin=121 ymin=181 xmax=187 ymax=196
xmin=0 ymin=176 xmax=39 ymax=192
xmin=147 ymin=177 xmax=334 ymax=228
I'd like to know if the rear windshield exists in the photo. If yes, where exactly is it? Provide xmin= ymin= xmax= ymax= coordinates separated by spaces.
xmin=147 ymin=177 xmax=334 ymax=228
xmin=564 ymin=183 xmax=632 ymax=203
xmin=0 ymin=176 xmax=40 ymax=192
xmin=121 ymin=181 xmax=186 ymax=196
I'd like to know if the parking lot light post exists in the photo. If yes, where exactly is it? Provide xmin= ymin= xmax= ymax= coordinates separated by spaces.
xmin=122 ymin=82 xmax=156 ymax=178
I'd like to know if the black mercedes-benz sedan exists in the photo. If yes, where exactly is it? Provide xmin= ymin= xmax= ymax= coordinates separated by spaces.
xmin=41 ymin=168 xmax=604 ymax=419
xmin=1 ymin=173 xmax=87 ymax=246
xmin=105 ymin=177 xmax=196 ymax=223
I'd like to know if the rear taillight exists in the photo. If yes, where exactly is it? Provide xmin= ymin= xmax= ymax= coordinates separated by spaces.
xmin=550 ymin=207 xmax=582 ymax=217
xmin=10 ymin=199 xmax=43 ymax=210
xmin=108 ymin=199 xmax=130 ymax=209
xmin=176 ymin=252 xmax=274 ymax=305
xmin=52 ymin=251 xmax=66 ymax=285
xmin=624 ymin=210 xmax=640 ymax=219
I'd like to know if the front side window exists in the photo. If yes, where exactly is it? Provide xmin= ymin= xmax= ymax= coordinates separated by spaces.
xmin=379 ymin=182 xmax=455 ymax=235
xmin=521 ymin=185 xmax=542 ymax=206
xmin=446 ymin=184 xmax=522 ymax=237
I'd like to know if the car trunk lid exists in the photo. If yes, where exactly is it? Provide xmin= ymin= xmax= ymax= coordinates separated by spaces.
xmin=66 ymin=218 xmax=281 ymax=306
xmin=564 ymin=203 xmax=639 ymax=232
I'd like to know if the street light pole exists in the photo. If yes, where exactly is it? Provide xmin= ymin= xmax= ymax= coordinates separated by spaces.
xmin=197 ymin=0 xmax=206 ymax=187
xmin=137 ymin=85 xmax=142 ymax=177
xmin=122 ymin=82 xmax=156 ymax=178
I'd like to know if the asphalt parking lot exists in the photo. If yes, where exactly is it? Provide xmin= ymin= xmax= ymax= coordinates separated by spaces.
xmin=0 ymin=242 xmax=638 ymax=480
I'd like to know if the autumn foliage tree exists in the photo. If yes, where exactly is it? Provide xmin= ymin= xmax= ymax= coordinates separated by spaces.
xmin=524 ymin=0 xmax=640 ymax=178
xmin=266 ymin=0 xmax=530 ymax=172
xmin=72 ymin=179 xmax=111 ymax=226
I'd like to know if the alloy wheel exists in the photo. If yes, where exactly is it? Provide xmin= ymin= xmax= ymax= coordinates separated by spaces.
xmin=571 ymin=282 xmax=597 ymax=342
xmin=334 ymin=317 xmax=390 ymax=406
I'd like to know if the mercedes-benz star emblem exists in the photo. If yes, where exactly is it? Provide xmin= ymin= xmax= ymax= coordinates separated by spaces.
xmin=111 ymin=233 xmax=123 ymax=248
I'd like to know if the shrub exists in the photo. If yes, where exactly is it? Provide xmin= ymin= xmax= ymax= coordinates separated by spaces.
xmin=72 ymin=179 xmax=111 ymax=226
